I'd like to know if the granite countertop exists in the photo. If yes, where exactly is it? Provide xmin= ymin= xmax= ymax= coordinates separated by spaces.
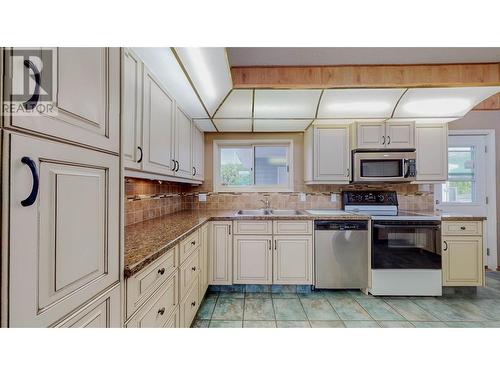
xmin=439 ymin=213 xmax=487 ymax=221
xmin=124 ymin=209 xmax=369 ymax=277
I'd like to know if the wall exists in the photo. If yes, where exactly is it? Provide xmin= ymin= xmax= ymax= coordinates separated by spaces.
xmin=186 ymin=132 xmax=434 ymax=211
xmin=449 ymin=110 xmax=500 ymax=264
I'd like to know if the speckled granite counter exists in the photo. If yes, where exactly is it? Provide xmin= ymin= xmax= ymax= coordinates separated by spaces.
xmin=440 ymin=213 xmax=487 ymax=221
xmin=124 ymin=209 xmax=369 ymax=277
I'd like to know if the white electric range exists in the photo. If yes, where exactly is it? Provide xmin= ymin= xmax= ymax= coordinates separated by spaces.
xmin=343 ymin=191 xmax=443 ymax=296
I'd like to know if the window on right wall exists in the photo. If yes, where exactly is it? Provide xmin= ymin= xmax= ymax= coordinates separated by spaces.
xmin=441 ymin=146 xmax=476 ymax=203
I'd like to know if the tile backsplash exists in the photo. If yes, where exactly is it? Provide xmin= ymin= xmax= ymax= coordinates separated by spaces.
xmin=125 ymin=178 xmax=434 ymax=226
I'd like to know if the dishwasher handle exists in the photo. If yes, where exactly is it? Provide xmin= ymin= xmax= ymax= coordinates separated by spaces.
xmin=315 ymin=220 xmax=368 ymax=231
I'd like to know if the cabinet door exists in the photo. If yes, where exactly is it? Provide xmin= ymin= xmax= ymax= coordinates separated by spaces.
xmin=273 ymin=236 xmax=313 ymax=285
xmin=4 ymin=48 xmax=120 ymax=153
xmin=385 ymin=122 xmax=414 ymax=149
xmin=415 ymin=123 xmax=448 ymax=182
xmin=199 ymin=224 xmax=209 ymax=298
xmin=233 ymin=236 xmax=273 ymax=284
xmin=356 ymin=122 xmax=385 ymax=149
xmin=208 ymin=222 xmax=233 ymax=285
xmin=54 ymin=285 xmax=120 ymax=328
xmin=174 ymin=107 xmax=193 ymax=179
xmin=192 ymin=125 xmax=204 ymax=181
xmin=8 ymin=132 xmax=119 ymax=327
xmin=122 ymin=48 xmax=143 ymax=170
xmin=142 ymin=66 xmax=175 ymax=176
xmin=314 ymin=126 xmax=350 ymax=181
xmin=442 ymin=236 xmax=484 ymax=286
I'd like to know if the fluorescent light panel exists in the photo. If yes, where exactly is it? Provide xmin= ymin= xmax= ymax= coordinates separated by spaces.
xmin=254 ymin=90 xmax=321 ymax=118
xmin=214 ymin=89 xmax=253 ymax=118
xmin=193 ymin=119 xmax=217 ymax=132
xmin=213 ymin=119 xmax=252 ymax=132
xmin=253 ymin=119 xmax=312 ymax=132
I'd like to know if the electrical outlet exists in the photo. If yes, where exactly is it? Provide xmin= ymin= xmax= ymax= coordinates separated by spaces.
xmin=299 ymin=193 xmax=306 ymax=202
xmin=198 ymin=193 xmax=207 ymax=202
xmin=331 ymin=193 xmax=337 ymax=202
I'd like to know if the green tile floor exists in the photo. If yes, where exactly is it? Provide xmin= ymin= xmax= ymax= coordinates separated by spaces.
xmin=192 ymin=272 xmax=500 ymax=328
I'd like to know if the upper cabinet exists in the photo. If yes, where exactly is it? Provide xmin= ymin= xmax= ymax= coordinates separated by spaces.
xmin=304 ymin=124 xmax=351 ymax=184
xmin=4 ymin=48 xmax=120 ymax=154
xmin=122 ymin=49 xmax=204 ymax=183
xmin=415 ymin=123 xmax=448 ymax=182
xmin=356 ymin=121 xmax=414 ymax=149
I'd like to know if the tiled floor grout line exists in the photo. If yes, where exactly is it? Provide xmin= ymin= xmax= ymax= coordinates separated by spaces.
xmin=296 ymin=295 xmax=312 ymax=327
xmin=383 ymin=297 xmax=443 ymax=324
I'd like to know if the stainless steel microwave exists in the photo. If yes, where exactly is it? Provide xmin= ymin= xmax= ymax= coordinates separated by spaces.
xmin=352 ymin=149 xmax=416 ymax=183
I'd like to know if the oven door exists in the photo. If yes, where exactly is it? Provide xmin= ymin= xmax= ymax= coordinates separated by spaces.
xmin=371 ymin=220 xmax=441 ymax=269
xmin=353 ymin=151 xmax=416 ymax=182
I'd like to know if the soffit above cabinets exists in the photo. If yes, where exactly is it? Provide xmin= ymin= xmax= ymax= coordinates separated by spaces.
xmin=253 ymin=119 xmax=312 ymax=132
xmin=213 ymin=118 xmax=253 ymax=132
xmin=214 ymin=89 xmax=253 ymax=118
xmin=393 ymin=86 xmax=500 ymax=118
xmin=254 ymin=89 xmax=322 ymax=118
xmin=174 ymin=48 xmax=232 ymax=117
xmin=317 ymin=88 xmax=406 ymax=119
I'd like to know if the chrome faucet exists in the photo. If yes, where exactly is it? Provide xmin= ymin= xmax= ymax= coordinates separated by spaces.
xmin=259 ymin=198 xmax=271 ymax=209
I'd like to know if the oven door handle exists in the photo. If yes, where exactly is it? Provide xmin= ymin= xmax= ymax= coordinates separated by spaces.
xmin=373 ymin=224 xmax=440 ymax=229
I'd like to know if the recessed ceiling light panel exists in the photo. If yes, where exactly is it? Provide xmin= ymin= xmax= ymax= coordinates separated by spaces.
xmin=214 ymin=89 xmax=253 ymax=118
xmin=254 ymin=90 xmax=321 ymax=118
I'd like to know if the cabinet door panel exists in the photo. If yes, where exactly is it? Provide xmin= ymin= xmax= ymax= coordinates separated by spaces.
xmin=415 ymin=124 xmax=448 ymax=181
xmin=5 ymin=48 xmax=120 ymax=153
xmin=192 ymin=125 xmax=204 ymax=181
xmin=199 ymin=224 xmax=209 ymax=298
xmin=8 ymin=132 xmax=119 ymax=327
xmin=175 ymin=108 xmax=192 ymax=179
xmin=442 ymin=236 xmax=483 ymax=286
xmin=314 ymin=126 xmax=350 ymax=181
xmin=273 ymin=236 xmax=313 ymax=285
xmin=208 ymin=222 xmax=232 ymax=285
xmin=233 ymin=236 xmax=272 ymax=284
xmin=142 ymin=67 xmax=175 ymax=175
xmin=385 ymin=122 xmax=414 ymax=149
xmin=356 ymin=122 xmax=385 ymax=148
xmin=122 ymin=48 xmax=143 ymax=169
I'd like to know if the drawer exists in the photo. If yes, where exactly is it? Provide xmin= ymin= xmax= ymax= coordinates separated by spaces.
xmin=273 ymin=220 xmax=313 ymax=235
xmin=234 ymin=220 xmax=272 ymax=235
xmin=180 ymin=275 xmax=200 ymax=328
xmin=126 ymin=272 xmax=178 ymax=328
xmin=54 ymin=284 xmax=120 ymax=328
xmin=179 ymin=248 xmax=200 ymax=299
xmin=163 ymin=306 xmax=180 ymax=328
xmin=126 ymin=245 xmax=178 ymax=318
xmin=180 ymin=229 xmax=200 ymax=263
xmin=443 ymin=221 xmax=482 ymax=236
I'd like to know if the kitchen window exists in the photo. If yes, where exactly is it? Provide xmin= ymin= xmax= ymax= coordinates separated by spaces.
xmin=441 ymin=146 xmax=476 ymax=203
xmin=214 ymin=140 xmax=293 ymax=192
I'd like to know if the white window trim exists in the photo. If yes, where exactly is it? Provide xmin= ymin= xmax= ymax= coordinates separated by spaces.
xmin=213 ymin=139 xmax=294 ymax=193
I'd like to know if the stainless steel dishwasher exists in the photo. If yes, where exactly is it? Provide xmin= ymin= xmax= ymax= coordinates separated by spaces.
xmin=314 ymin=220 xmax=369 ymax=289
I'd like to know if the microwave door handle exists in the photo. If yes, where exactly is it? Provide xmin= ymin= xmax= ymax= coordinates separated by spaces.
xmin=403 ymin=159 xmax=410 ymax=178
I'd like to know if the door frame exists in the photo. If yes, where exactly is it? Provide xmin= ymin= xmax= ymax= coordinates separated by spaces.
xmin=435 ymin=129 xmax=497 ymax=270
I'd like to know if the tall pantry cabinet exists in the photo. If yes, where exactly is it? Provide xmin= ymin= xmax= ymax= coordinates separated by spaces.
xmin=1 ymin=48 xmax=121 ymax=327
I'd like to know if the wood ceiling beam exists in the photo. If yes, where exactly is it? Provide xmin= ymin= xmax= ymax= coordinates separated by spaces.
xmin=231 ymin=63 xmax=500 ymax=110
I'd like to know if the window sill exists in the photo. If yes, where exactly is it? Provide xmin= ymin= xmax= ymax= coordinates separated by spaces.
xmin=215 ymin=186 xmax=294 ymax=193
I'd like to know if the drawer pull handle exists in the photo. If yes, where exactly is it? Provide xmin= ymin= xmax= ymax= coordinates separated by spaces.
xmin=191 ymin=266 xmax=197 ymax=271
xmin=191 ymin=301 xmax=196 ymax=307
xmin=21 ymin=157 xmax=39 ymax=207
xmin=158 ymin=307 xmax=166 ymax=315
xmin=460 ymin=226 xmax=466 ymax=230
xmin=191 ymin=241 xmax=196 ymax=246
xmin=158 ymin=268 xmax=165 ymax=275
xmin=137 ymin=146 xmax=143 ymax=163
xmin=443 ymin=241 xmax=448 ymax=251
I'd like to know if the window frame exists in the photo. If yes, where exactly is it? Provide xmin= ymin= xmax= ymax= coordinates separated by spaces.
xmin=213 ymin=139 xmax=294 ymax=193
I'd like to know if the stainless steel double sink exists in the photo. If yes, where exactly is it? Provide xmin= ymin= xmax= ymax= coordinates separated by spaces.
xmin=236 ymin=209 xmax=305 ymax=216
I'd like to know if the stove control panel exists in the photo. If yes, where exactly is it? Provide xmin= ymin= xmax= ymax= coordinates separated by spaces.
xmin=342 ymin=191 xmax=398 ymax=207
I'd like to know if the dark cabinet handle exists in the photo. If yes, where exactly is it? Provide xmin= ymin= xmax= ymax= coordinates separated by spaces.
xmin=175 ymin=161 xmax=180 ymax=172
xmin=382 ymin=135 xmax=386 ymax=145
xmin=460 ymin=226 xmax=466 ymax=230
xmin=22 ymin=60 xmax=41 ymax=110
xmin=387 ymin=136 xmax=391 ymax=145
xmin=191 ymin=266 xmax=197 ymax=271
xmin=171 ymin=159 xmax=176 ymax=171
xmin=158 ymin=307 xmax=165 ymax=315
xmin=137 ymin=146 xmax=143 ymax=163
xmin=21 ymin=157 xmax=39 ymax=207
xmin=191 ymin=301 xmax=196 ymax=307
xmin=191 ymin=241 xmax=196 ymax=246
xmin=443 ymin=241 xmax=448 ymax=251
xmin=158 ymin=268 xmax=165 ymax=275
xmin=192 ymin=167 xmax=196 ymax=176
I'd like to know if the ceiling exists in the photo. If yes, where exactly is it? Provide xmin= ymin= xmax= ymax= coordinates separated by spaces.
xmin=227 ymin=47 xmax=500 ymax=66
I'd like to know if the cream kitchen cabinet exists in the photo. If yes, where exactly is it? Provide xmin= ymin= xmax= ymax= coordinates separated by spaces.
xmin=208 ymin=221 xmax=233 ymax=285
xmin=142 ymin=65 xmax=176 ymax=176
xmin=415 ymin=123 xmax=448 ymax=182
xmin=233 ymin=236 xmax=273 ymax=284
xmin=192 ymin=124 xmax=204 ymax=181
xmin=442 ymin=221 xmax=484 ymax=287
xmin=174 ymin=107 xmax=193 ymax=179
xmin=122 ymin=48 xmax=143 ymax=169
xmin=6 ymin=131 xmax=120 ymax=327
xmin=3 ymin=48 xmax=120 ymax=154
xmin=199 ymin=224 xmax=209 ymax=298
xmin=356 ymin=121 xmax=414 ymax=149
xmin=273 ymin=236 xmax=313 ymax=285
xmin=304 ymin=125 xmax=351 ymax=183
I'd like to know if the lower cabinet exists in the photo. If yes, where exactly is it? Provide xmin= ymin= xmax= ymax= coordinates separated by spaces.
xmin=208 ymin=222 xmax=233 ymax=285
xmin=199 ymin=224 xmax=209 ymax=298
xmin=273 ymin=236 xmax=313 ymax=285
xmin=179 ymin=275 xmax=200 ymax=327
xmin=442 ymin=236 xmax=484 ymax=286
xmin=54 ymin=284 xmax=121 ymax=328
xmin=233 ymin=236 xmax=273 ymax=284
